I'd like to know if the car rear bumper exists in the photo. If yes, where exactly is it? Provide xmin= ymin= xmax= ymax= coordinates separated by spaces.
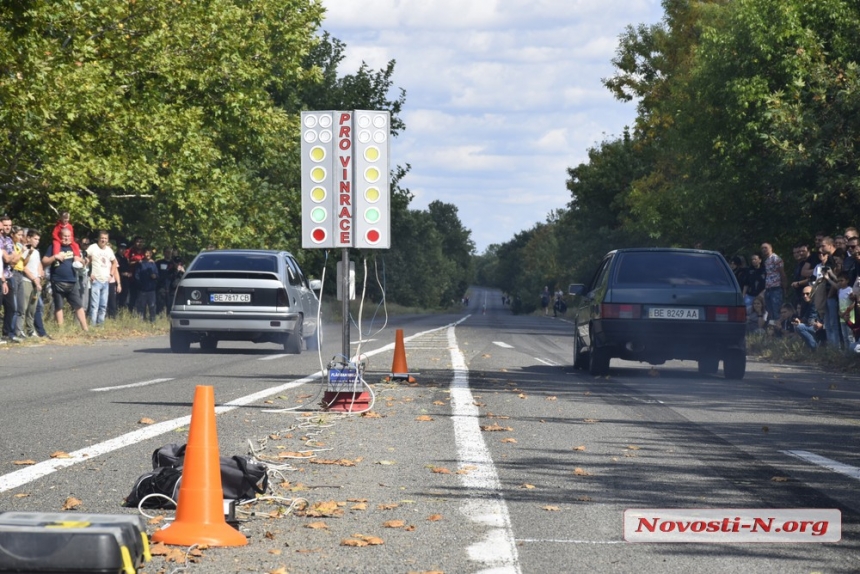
xmin=170 ymin=310 xmax=300 ymax=334
xmin=594 ymin=318 xmax=745 ymax=361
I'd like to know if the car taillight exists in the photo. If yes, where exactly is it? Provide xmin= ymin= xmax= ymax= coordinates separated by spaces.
xmin=276 ymin=288 xmax=289 ymax=307
xmin=602 ymin=303 xmax=642 ymax=319
xmin=706 ymin=306 xmax=746 ymax=322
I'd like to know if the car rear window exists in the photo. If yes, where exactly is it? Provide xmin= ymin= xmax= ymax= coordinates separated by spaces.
xmin=189 ymin=253 xmax=278 ymax=273
xmin=615 ymin=252 xmax=734 ymax=286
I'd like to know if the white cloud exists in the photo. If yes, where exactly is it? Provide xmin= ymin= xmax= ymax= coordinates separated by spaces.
xmin=320 ymin=0 xmax=665 ymax=251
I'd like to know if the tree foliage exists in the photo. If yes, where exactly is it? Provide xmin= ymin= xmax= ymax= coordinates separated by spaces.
xmin=485 ymin=0 xmax=860 ymax=301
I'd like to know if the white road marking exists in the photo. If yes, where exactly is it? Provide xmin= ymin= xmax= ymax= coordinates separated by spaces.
xmin=534 ymin=357 xmax=558 ymax=366
xmin=259 ymin=354 xmax=287 ymax=361
xmin=0 ymin=376 xmax=317 ymax=494
xmin=449 ymin=326 xmax=521 ymax=574
xmin=1 ymin=316 xmax=476 ymax=493
xmin=516 ymin=539 xmax=624 ymax=544
xmin=493 ymin=341 xmax=513 ymax=348
xmin=91 ymin=378 xmax=175 ymax=392
xmin=782 ymin=450 xmax=860 ymax=481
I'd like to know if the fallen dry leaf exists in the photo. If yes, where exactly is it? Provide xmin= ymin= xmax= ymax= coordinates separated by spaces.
xmin=164 ymin=547 xmax=186 ymax=562
xmin=546 ymin=396 xmax=557 ymax=401
xmin=149 ymin=542 xmax=170 ymax=556
xmin=264 ymin=531 xmax=276 ymax=540
xmin=361 ymin=411 xmax=383 ymax=418
xmin=576 ymin=495 xmax=592 ymax=502
xmin=432 ymin=401 xmax=446 ymax=406
xmin=771 ymin=476 xmax=790 ymax=482
xmin=303 ymin=501 xmax=343 ymax=518
xmin=415 ymin=415 xmax=434 ymax=422
xmin=12 ymin=460 xmax=36 ymax=466
xmin=521 ymin=483 xmax=536 ymax=489
xmin=517 ymin=393 xmax=527 ymax=399
xmin=62 ymin=497 xmax=82 ymax=510
xmin=351 ymin=503 xmax=368 ymax=511
xmin=147 ymin=516 xmax=165 ymax=525
xmin=431 ymin=467 xmax=452 ymax=474
xmin=482 ymin=353 xmax=491 ymax=358
xmin=305 ymin=521 xmax=329 ymax=530
xmin=583 ymin=418 xmax=600 ymax=423
xmin=501 ymin=438 xmax=517 ymax=444
xmin=480 ymin=424 xmax=513 ymax=432
xmin=295 ymin=548 xmax=323 ymax=554
xmin=138 ymin=417 xmax=156 ymax=425
xmin=543 ymin=505 xmax=561 ymax=511
xmin=573 ymin=445 xmax=586 ymax=451
xmin=427 ymin=514 xmax=443 ymax=521
xmin=378 ymin=503 xmax=399 ymax=511
xmin=14 ymin=493 xmax=30 ymax=498
xmin=50 ymin=451 xmax=72 ymax=459
xmin=573 ymin=468 xmax=591 ymax=476
xmin=347 ymin=498 xmax=368 ymax=503
xmin=383 ymin=520 xmax=405 ymax=528
xmin=626 ymin=445 xmax=640 ymax=450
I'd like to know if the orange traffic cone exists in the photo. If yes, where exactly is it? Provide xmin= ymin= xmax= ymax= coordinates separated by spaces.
xmin=152 ymin=386 xmax=247 ymax=547
xmin=385 ymin=329 xmax=415 ymax=383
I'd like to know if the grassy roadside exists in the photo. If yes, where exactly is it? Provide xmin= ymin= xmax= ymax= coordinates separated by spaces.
xmin=5 ymin=298 xmax=462 ymax=348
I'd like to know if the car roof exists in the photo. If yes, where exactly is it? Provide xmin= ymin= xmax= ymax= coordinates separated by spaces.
xmin=606 ymin=247 xmax=723 ymax=257
xmin=195 ymin=249 xmax=295 ymax=257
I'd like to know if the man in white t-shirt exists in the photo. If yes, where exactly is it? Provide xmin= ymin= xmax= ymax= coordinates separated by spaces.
xmin=87 ymin=230 xmax=120 ymax=326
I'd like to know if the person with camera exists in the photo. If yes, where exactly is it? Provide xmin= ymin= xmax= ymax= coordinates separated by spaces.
xmin=793 ymin=287 xmax=824 ymax=349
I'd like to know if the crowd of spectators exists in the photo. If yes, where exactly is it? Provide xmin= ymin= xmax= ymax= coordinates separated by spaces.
xmin=729 ymin=229 xmax=860 ymax=354
xmin=0 ymin=212 xmax=185 ymax=344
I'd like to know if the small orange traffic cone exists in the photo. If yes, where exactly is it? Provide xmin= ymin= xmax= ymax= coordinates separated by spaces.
xmin=152 ymin=386 xmax=247 ymax=547
xmin=385 ymin=328 xmax=415 ymax=383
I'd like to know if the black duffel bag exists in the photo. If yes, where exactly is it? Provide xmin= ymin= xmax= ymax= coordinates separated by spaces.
xmin=124 ymin=443 xmax=269 ymax=509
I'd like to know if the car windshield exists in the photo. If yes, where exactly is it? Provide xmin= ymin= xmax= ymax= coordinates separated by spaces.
xmin=615 ymin=252 xmax=733 ymax=286
xmin=189 ymin=253 xmax=278 ymax=273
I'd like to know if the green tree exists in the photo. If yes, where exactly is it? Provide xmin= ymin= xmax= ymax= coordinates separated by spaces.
xmin=0 ymin=0 xmax=324 ymax=251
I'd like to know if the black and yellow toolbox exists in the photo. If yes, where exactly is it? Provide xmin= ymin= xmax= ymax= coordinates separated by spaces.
xmin=0 ymin=512 xmax=151 ymax=574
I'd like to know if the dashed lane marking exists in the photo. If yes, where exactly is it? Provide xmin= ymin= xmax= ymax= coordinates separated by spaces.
xmin=493 ymin=341 xmax=513 ymax=348
xmin=91 ymin=378 xmax=175 ymax=392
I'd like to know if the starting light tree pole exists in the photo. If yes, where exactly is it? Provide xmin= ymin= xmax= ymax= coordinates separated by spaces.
xmin=300 ymin=110 xmax=391 ymax=360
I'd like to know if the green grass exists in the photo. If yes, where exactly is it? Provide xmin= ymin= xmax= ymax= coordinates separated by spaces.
xmin=744 ymin=332 xmax=858 ymax=372
xmin=18 ymin=307 xmax=169 ymax=346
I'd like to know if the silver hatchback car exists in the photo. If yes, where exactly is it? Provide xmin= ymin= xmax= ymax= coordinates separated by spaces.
xmin=169 ymin=250 xmax=321 ymax=353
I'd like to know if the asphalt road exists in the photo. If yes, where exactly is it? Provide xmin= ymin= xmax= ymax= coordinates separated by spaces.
xmin=0 ymin=286 xmax=858 ymax=573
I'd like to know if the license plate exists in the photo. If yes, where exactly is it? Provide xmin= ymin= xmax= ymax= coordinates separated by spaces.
xmin=210 ymin=293 xmax=251 ymax=303
xmin=648 ymin=307 xmax=699 ymax=319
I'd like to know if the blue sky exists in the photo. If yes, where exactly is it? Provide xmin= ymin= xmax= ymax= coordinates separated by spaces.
xmin=320 ymin=0 xmax=666 ymax=253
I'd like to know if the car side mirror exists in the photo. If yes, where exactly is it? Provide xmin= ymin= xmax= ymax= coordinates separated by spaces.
xmin=569 ymin=283 xmax=585 ymax=296
xmin=309 ymin=279 xmax=322 ymax=291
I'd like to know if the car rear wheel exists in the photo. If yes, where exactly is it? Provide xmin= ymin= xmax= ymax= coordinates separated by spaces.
xmin=170 ymin=330 xmax=191 ymax=353
xmin=723 ymin=349 xmax=746 ymax=379
xmin=588 ymin=343 xmax=610 ymax=376
xmin=697 ymin=357 xmax=719 ymax=375
xmin=573 ymin=331 xmax=589 ymax=370
xmin=200 ymin=336 xmax=218 ymax=351
xmin=284 ymin=320 xmax=303 ymax=355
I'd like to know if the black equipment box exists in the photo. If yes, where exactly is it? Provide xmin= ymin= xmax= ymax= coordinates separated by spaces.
xmin=0 ymin=512 xmax=150 ymax=574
